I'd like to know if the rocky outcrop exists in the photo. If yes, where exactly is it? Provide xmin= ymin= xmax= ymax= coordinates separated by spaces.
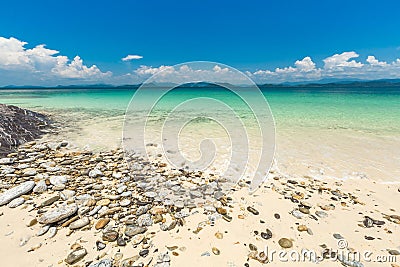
xmin=0 ymin=104 xmax=49 ymax=156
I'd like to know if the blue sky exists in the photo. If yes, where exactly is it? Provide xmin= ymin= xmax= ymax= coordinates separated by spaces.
xmin=1 ymin=0 xmax=400 ymax=85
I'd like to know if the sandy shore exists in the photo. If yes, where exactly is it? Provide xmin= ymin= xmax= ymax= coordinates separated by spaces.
xmin=0 ymin=138 xmax=399 ymax=267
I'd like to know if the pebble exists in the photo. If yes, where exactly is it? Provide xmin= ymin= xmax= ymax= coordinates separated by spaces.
xmin=0 ymin=181 xmax=35 ymax=206
xmin=120 ymin=199 xmax=131 ymax=207
xmin=117 ymin=237 xmax=126 ymax=246
xmin=212 ymin=247 xmax=220 ymax=255
xmin=38 ymin=204 xmax=78 ymax=224
xmin=274 ymin=213 xmax=280 ymax=219
xmin=96 ymin=241 xmax=106 ymax=251
xmin=37 ymin=225 xmax=50 ymax=236
xmin=137 ymin=214 xmax=153 ymax=227
xmin=102 ymin=230 xmax=119 ymax=242
xmin=215 ymin=232 xmax=223 ymax=239
xmin=139 ymin=249 xmax=149 ymax=257
xmin=7 ymin=197 xmax=25 ymax=208
xmin=291 ymin=209 xmax=304 ymax=219
xmin=69 ymin=217 xmax=90 ymax=230
xmin=89 ymin=259 xmax=113 ymax=267
xmin=247 ymin=206 xmax=259 ymax=215
xmin=261 ymin=229 xmax=272 ymax=240
xmin=95 ymin=218 xmax=110 ymax=230
xmin=297 ymin=225 xmax=308 ymax=232
xmin=39 ymin=195 xmax=60 ymax=208
xmin=201 ymin=251 xmax=211 ymax=257
xmin=89 ymin=169 xmax=103 ymax=178
xmin=33 ymin=180 xmax=48 ymax=193
xmin=125 ymin=226 xmax=147 ymax=237
xmin=48 ymin=227 xmax=57 ymax=238
xmin=65 ymin=248 xmax=87 ymax=264
xmin=299 ymin=207 xmax=310 ymax=214
xmin=333 ymin=233 xmax=344 ymax=239
xmin=278 ymin=238 xmax=293 ymax=248
xmin=315 ymin=210 xmax=328 ymax=218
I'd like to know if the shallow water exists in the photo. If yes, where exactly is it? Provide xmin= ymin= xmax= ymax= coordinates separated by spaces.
xmin=1 ymin=87 xmax=399 ymax=182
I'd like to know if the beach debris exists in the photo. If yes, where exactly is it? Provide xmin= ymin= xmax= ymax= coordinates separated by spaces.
xmin=278 ymin=238 xmax=293 ymax=248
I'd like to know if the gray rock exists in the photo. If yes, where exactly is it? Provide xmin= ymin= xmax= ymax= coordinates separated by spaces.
xmin=89 ymin=169 xmax=103 ymax=178
xmin=7 ymin=197 xmax=25 ymax=208
xmin=89 ymin=259 xmax=113 ymax=267
xmin=69 ymin=217 xmax=90 ymax=230
xmin=316 ymin=210 xmax=328 ymax=218
xmin=137 ymin=214 xmax=153 ymax=227
xmin=0 ymin=158 xmax=14 ymax=165
xmin=0 ymin=181 xmax=35 ymax=206
xmin=38 ymin=204 xmax=78 ymax=224
xmin=125 ymin=226 xmax=147 ymax=237
xmin=65 ymin=248 xmax=87 ymax=265
xmin=48 ymin=226 xmax=57 ymax=238
xmin=291 ymin=209 xmax=304 ymax=219
xmin=33 ymin=180 xmax=48 ymax=193
xmin=49 ymin=175 xmax=68 ymax=186
xmin=37 ymin=225 xmax=50 ymax=236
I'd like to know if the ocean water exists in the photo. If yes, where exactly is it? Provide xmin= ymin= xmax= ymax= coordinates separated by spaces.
xmin=1 ymin=86 xmax=399 ymax=182
xmin=1 ymin=87 xmax=399 ymax=134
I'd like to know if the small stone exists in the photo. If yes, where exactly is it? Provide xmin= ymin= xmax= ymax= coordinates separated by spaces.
xmin=215 ymin=232 xmax=223 ymax=239
xmin=291 ymin=209 xmax=304 ymax=219
xmin=27 ymin=218 xmax=38 ymax=227
xmin=95 ymin=218 xmax=110 ymax=230
xmin=333 ymin=233 xmax=344 ymax=239
xmin=97 ymin=199 xmax=111 ymax=206
xmin=102 ymin=230 xmax=119 ymax=242
xmin=38 ymin=204 xmax=78 ymax=224
xmin=0 ymin=181 xmax=35 ymax=206
xmin=125 ymin=226 xmax=147 ymax=237
xmin=7 ymin=197 xmax=25 ymax=208
xmin=388 ymin=250 xmax=400 ymax=256
xmin=96 ymin=241 xmax=106 ymax=251
xmin=249 ymin=244 xmax=258 ymax=251
xmin=49 ymin=175 xmax=68 ymax=186
xmin=315 ymin=211 xmax=328 ymax=218
xmin=33 ymin=180 xmax=47 ymax=193
xmin=48 ymin=227 xmax=57 ymax=238
xmin=261 ymin=229 xmax=272 ymax=240
xmin=299 ymin=207 xmax=310 ymax=214
xmin=247 ymin=206 xmax=259 ymax=215
xmin=364 ymin=236 xmax=375 ymax=240
xmin=217 ymin=207 xmax=227 ymax=215
xmin=278 ymin=238 xmax=293 ymax=248
xmin=117 ymin=237 xmax=126 ymax=246
xmin=88 ymin=259 xmax=113 ymax=267
xmin=144 ymin=191 xmax=157 ymax=198
xmin=274 ymin=213 xmax=280 ymax=219
xmin=65 ymin=248 xmax=87 ymax=265
xmin=37 ymin=225 xmax=50 ymax=236
xmin=363 ymin=216 xmax=374 ymax=228
xmin=120 ymin=199 xmax=131 ymax=207
xmin=212 ymin=247 xmax=220 ymax=255
xmin=39 ymin=195 xmax=59 ymax=208
xmin=0 ymin=158 xmax=14 ymax=165
xmin=89 ymin=169 xmax=103 ymax=178
xmin=69 ymin=217 xmax=90 ymax=230
xmin=137 ymin=214 xmax=153 ymax=227
xmin=139 ymin=249 xmax=149 ymax=257
xmin=201 ymin=251 xmax=211 ymax=257
xmin=297 ymin=225 xmax=308 ymax=232
xmin=222 ymin=214 xmax=232 ymax=222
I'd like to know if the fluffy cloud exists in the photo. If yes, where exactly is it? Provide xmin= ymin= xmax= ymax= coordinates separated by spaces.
xmin=134 ymin=64 xmax=249 ymax=84
xmin=122 ymin=54 xmax=143 ymax=61
xmin=0 ymin=36 xmax=111 ymax=84
xmin=323 ymin=51 xmax=364 ymax=70
xmin=252 ymin=52 xmax=400 ymax=83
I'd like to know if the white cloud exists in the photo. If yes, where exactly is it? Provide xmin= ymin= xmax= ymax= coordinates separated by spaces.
xmin=122 ymin=54 xmax=143 ymax=61
xmin=366 ymin=56 xmax=387 ymax=67
xmin=252 ymin=52 xmax=400 ymax=83
xmin=134 ymin=64 xmax=249 ymax=84
xmin=323 ymin=51 xmax=363 ymax=69
xmin=0 ymin=36 xmax=111 ymax=84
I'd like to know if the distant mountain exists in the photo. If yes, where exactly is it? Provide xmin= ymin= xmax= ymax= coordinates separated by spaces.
xmin=2 ymin=79 xmax=400 ymax=89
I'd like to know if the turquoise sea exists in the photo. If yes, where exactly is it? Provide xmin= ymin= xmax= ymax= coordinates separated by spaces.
xmin=1 ymin=86 xmax=400 ymax=181
xmin=0 ymin=86 xmax=399 ymax=135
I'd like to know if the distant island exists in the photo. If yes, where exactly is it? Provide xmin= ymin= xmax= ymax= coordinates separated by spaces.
xmin=2 ymin=79 xmax=400 ymax=90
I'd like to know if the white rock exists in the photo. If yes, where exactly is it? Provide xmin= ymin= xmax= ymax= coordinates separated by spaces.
xmin=38 ymin=204 xmax=78 ymax=224
xmin=7 ymin=197 xmax=25 ymax=208
xmin=33 ymin=180 xmax=48 ymax=193
xmin=89 ymin=169 xmax=103 ymax=178
xmin=0 ymin=181 xmax=35 ymax=206
xmin=0 ymin=158 xmax=14 ymax=165
xmin=49 ymin=175 xmax=68 ymax=185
